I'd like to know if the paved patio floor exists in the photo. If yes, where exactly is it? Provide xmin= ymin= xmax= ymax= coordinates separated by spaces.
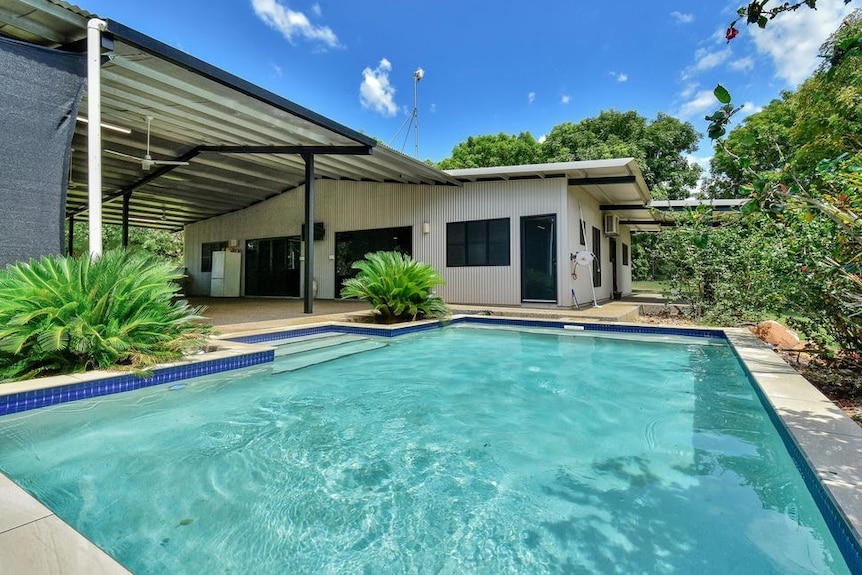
xmin=188 ymin=296 xmax=657 ymax=336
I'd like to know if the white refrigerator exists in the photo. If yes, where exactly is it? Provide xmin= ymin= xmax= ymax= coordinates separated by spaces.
xmin=210 ymin=251 xmax=241 ymax=297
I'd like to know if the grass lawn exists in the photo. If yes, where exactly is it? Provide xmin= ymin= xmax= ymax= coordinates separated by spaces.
xmin=631 ymin=280 xmax=669 ymax=293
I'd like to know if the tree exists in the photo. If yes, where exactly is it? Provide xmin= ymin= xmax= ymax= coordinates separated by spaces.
xmin=704 ymin=92 xmax=797 ymax=198
xmin=685 ymin=7 xmax=862 ymax=353
xmin=439 ymin=110 xmax=702 ymax=200
xmin=707 ymin=11 xmax=862 ymax=199
xmin=66 ymin=222 xmax=184 ymax=266
xmin=542 ymin=110 xmax=702 ymax=199
xmin=437 ymin=132 xmax=542 ymax=170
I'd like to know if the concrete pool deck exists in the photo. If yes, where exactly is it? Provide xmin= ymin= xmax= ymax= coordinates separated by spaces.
xmin=1 ymin=305 xmax=860 ymax=573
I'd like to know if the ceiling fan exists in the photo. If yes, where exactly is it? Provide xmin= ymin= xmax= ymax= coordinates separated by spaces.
xmin=105 ymin=116 xmax=189 ymax=171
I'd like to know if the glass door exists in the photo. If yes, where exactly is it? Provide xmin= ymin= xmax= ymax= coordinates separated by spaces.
xmin=244 ymin=236 xmax=301 ymax=296
xmin=521 ymin=215 xmax=557 ymax=302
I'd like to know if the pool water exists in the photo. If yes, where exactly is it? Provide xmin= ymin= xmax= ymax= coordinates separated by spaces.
xmin=0 ymin=326 xmax=853 ymax=574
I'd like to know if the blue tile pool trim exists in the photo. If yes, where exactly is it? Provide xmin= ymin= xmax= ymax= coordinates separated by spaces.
xmin=737 ymin=357 xmax=862 ymax=572
xmin=230 ymin=320 xmax=442 ymax=344
xmin=0 ymin=349 xmax=274 ymax=417
xmin=450 ymin=315 xmax=728 ymax=340
xmin=231 ymin=316 xmax=728 ymax=346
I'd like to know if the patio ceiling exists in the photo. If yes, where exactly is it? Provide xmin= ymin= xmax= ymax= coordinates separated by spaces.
xmin=0 ymin=0 xmax=458 ymax=232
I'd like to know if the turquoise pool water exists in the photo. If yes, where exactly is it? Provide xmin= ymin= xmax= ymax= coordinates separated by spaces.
xmin=0 ymin=326 xmax=853 ymax=574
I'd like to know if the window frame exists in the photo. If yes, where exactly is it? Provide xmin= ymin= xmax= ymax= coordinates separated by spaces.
xmin=201 ymin=241 xmax=229 ymax=273
xmin=446 ymin=217 xmax=511 ymax=267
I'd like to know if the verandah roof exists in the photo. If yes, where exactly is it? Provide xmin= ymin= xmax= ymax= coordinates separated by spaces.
xmin=0 ymin=0 xmax=459 ymax=232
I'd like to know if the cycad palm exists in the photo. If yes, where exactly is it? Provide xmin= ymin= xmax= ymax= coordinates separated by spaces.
xmin=0 ymin=251 xmax=209 ymax=381
xmin=340 ymin=251 xmax=448 ymax=322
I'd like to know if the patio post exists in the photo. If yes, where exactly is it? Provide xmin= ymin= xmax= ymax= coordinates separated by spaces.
xmin=67 ymin=214 xmax=74 ymax=256
xmin=302 ymin=152 xmax=315 ymax=314
xmin=122 ymin=192 xmax=130 ymax=248
xmin=87 ymin=19 xmax=107 ymax=259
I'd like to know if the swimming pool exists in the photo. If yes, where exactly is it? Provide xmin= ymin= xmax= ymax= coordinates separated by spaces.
xmin=0 ymin=323 xmax=858 ymax=573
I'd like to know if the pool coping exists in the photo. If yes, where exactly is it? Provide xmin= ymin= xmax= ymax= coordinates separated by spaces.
xmin=1 ymin=315 xmax=861 ymax=573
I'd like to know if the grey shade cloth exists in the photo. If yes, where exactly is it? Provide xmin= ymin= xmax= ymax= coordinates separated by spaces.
xmin=0 ymin=35 xmax=86 ymax=268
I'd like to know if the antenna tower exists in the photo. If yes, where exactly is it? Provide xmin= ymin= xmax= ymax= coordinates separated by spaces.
xmin=389 ymin=67 xmax=424 ymax=158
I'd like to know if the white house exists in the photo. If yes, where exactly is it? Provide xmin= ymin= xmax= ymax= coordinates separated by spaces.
xmin=184 ymin=158 xmax=651 ymax=307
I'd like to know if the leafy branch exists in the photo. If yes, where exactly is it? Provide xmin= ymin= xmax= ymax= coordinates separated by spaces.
xmin=726 ymin=0 xmax=853 ymax=40
xmin=705 ymin=85 xmax=743 ymax=140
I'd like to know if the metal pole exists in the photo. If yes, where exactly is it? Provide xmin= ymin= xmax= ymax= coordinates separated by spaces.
xmin=413 ymin=73 xmax=419 ymax=158
xmin=412 ymin=68 xmax=424 ymax=159
xmin=302 ymin=152 xmax=315 ymax=314
xmin=122 ymin=193 xmax=131 ymax=248
xmin=67 ymin=215 xmax=74 ymax=256
xmin=87 ymin=19 xmax=107 ymax=259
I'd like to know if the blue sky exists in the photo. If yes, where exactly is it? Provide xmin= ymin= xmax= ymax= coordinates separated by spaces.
xmin=77 ymin=0 xmax=856 ymax=168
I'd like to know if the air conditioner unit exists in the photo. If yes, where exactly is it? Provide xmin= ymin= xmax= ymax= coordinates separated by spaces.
xmin=603 ymin=214 xmax=620 ymax=236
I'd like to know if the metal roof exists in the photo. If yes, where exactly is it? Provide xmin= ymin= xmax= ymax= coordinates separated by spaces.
xmin=445 ymin=161 xmax=750 ymax=232
xmin=446 ymin=158 xmax=654 ymax=222
xmin=0 ymin=0 xmax=459 ymax=231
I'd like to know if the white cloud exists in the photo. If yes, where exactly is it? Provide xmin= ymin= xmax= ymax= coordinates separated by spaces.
xmin=729 ymin=56 xmax=755 ymax=72
xmin=538 ymin=135 xmax=547 ymax=144
xmin=677 ymin=88 xmax=721 ymax=120
xmin=430 ymin=103 xmax=437 ymax=113
xmin=671 ymin=11 xmax=694 ymax=24
xmin=679 ymin=82 xmax=698 ymax=99
xmin=686 ymin=153 xmax=712 ymax=172
xmin=693 ymin=47 xmax=730 ymax=72
xmin=360 ymin=58 xmax=398 ymax=117
xmin=751 ymin=2 xmax=854 ymax=86
xmin=311 ymin=2 xmax=321 ymax=16
xmin=251 ymin=0 xmax=339 ymax=48
xmin=686 ymin=153 xmax=713 ymax=197
xmin=617 ymin=73 xmax=628 ymax=82
xmin=680 ymin=47 xmax=732 ymax=82
xmin=737 ymin=101 xmax=763 ymax=120
xmin=561 ymin=94 xmax=571 ymax=104
xmin=528 ymin=91 xmax=536 ymax=104
xmin=270 ymin=63 xmax=283 ymax=77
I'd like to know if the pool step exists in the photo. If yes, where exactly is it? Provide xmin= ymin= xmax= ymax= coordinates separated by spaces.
xmin=271 ymin=337 xmax=387 ymax=373
xmin=273 ymin=333 xmax=369 ymax=357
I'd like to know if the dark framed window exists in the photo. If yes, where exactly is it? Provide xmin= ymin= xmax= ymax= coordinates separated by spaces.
xmin=446 ymin=218 xmax=510 ymax=267
xmin=201 ymin=241 xmax=229 ymax=272
xmin=335 ymin=226 xmax=412 ymax=296
xmin=622 ymin=243 xmax=630 ymax=266
xmin=592 ymin=226 xmax=602 ymax=287
xmin=579 ymin=219 xmax=586 ymax=246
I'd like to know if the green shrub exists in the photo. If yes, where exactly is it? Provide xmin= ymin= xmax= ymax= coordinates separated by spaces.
xmin=340 ymin=251 xmax=449 ymax=322
xmin=0 ymin=251 xmax=210 ymax=381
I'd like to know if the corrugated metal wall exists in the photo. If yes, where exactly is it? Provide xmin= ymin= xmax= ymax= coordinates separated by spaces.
xmin=184 ymin=177 xmax=632 ymax=305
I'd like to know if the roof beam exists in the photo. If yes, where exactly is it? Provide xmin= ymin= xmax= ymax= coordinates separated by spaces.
xmin=569 ymin=175 xmax=637 ymax=186
xmin=197 ymin=145 xmax=372 ymax=156
xmin=600 ymin=204 xmax=649 ymax=210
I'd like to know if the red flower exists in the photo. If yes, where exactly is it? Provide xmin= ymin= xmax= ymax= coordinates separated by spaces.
xmin=725 ymin=26 xmax=739 ymax=41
